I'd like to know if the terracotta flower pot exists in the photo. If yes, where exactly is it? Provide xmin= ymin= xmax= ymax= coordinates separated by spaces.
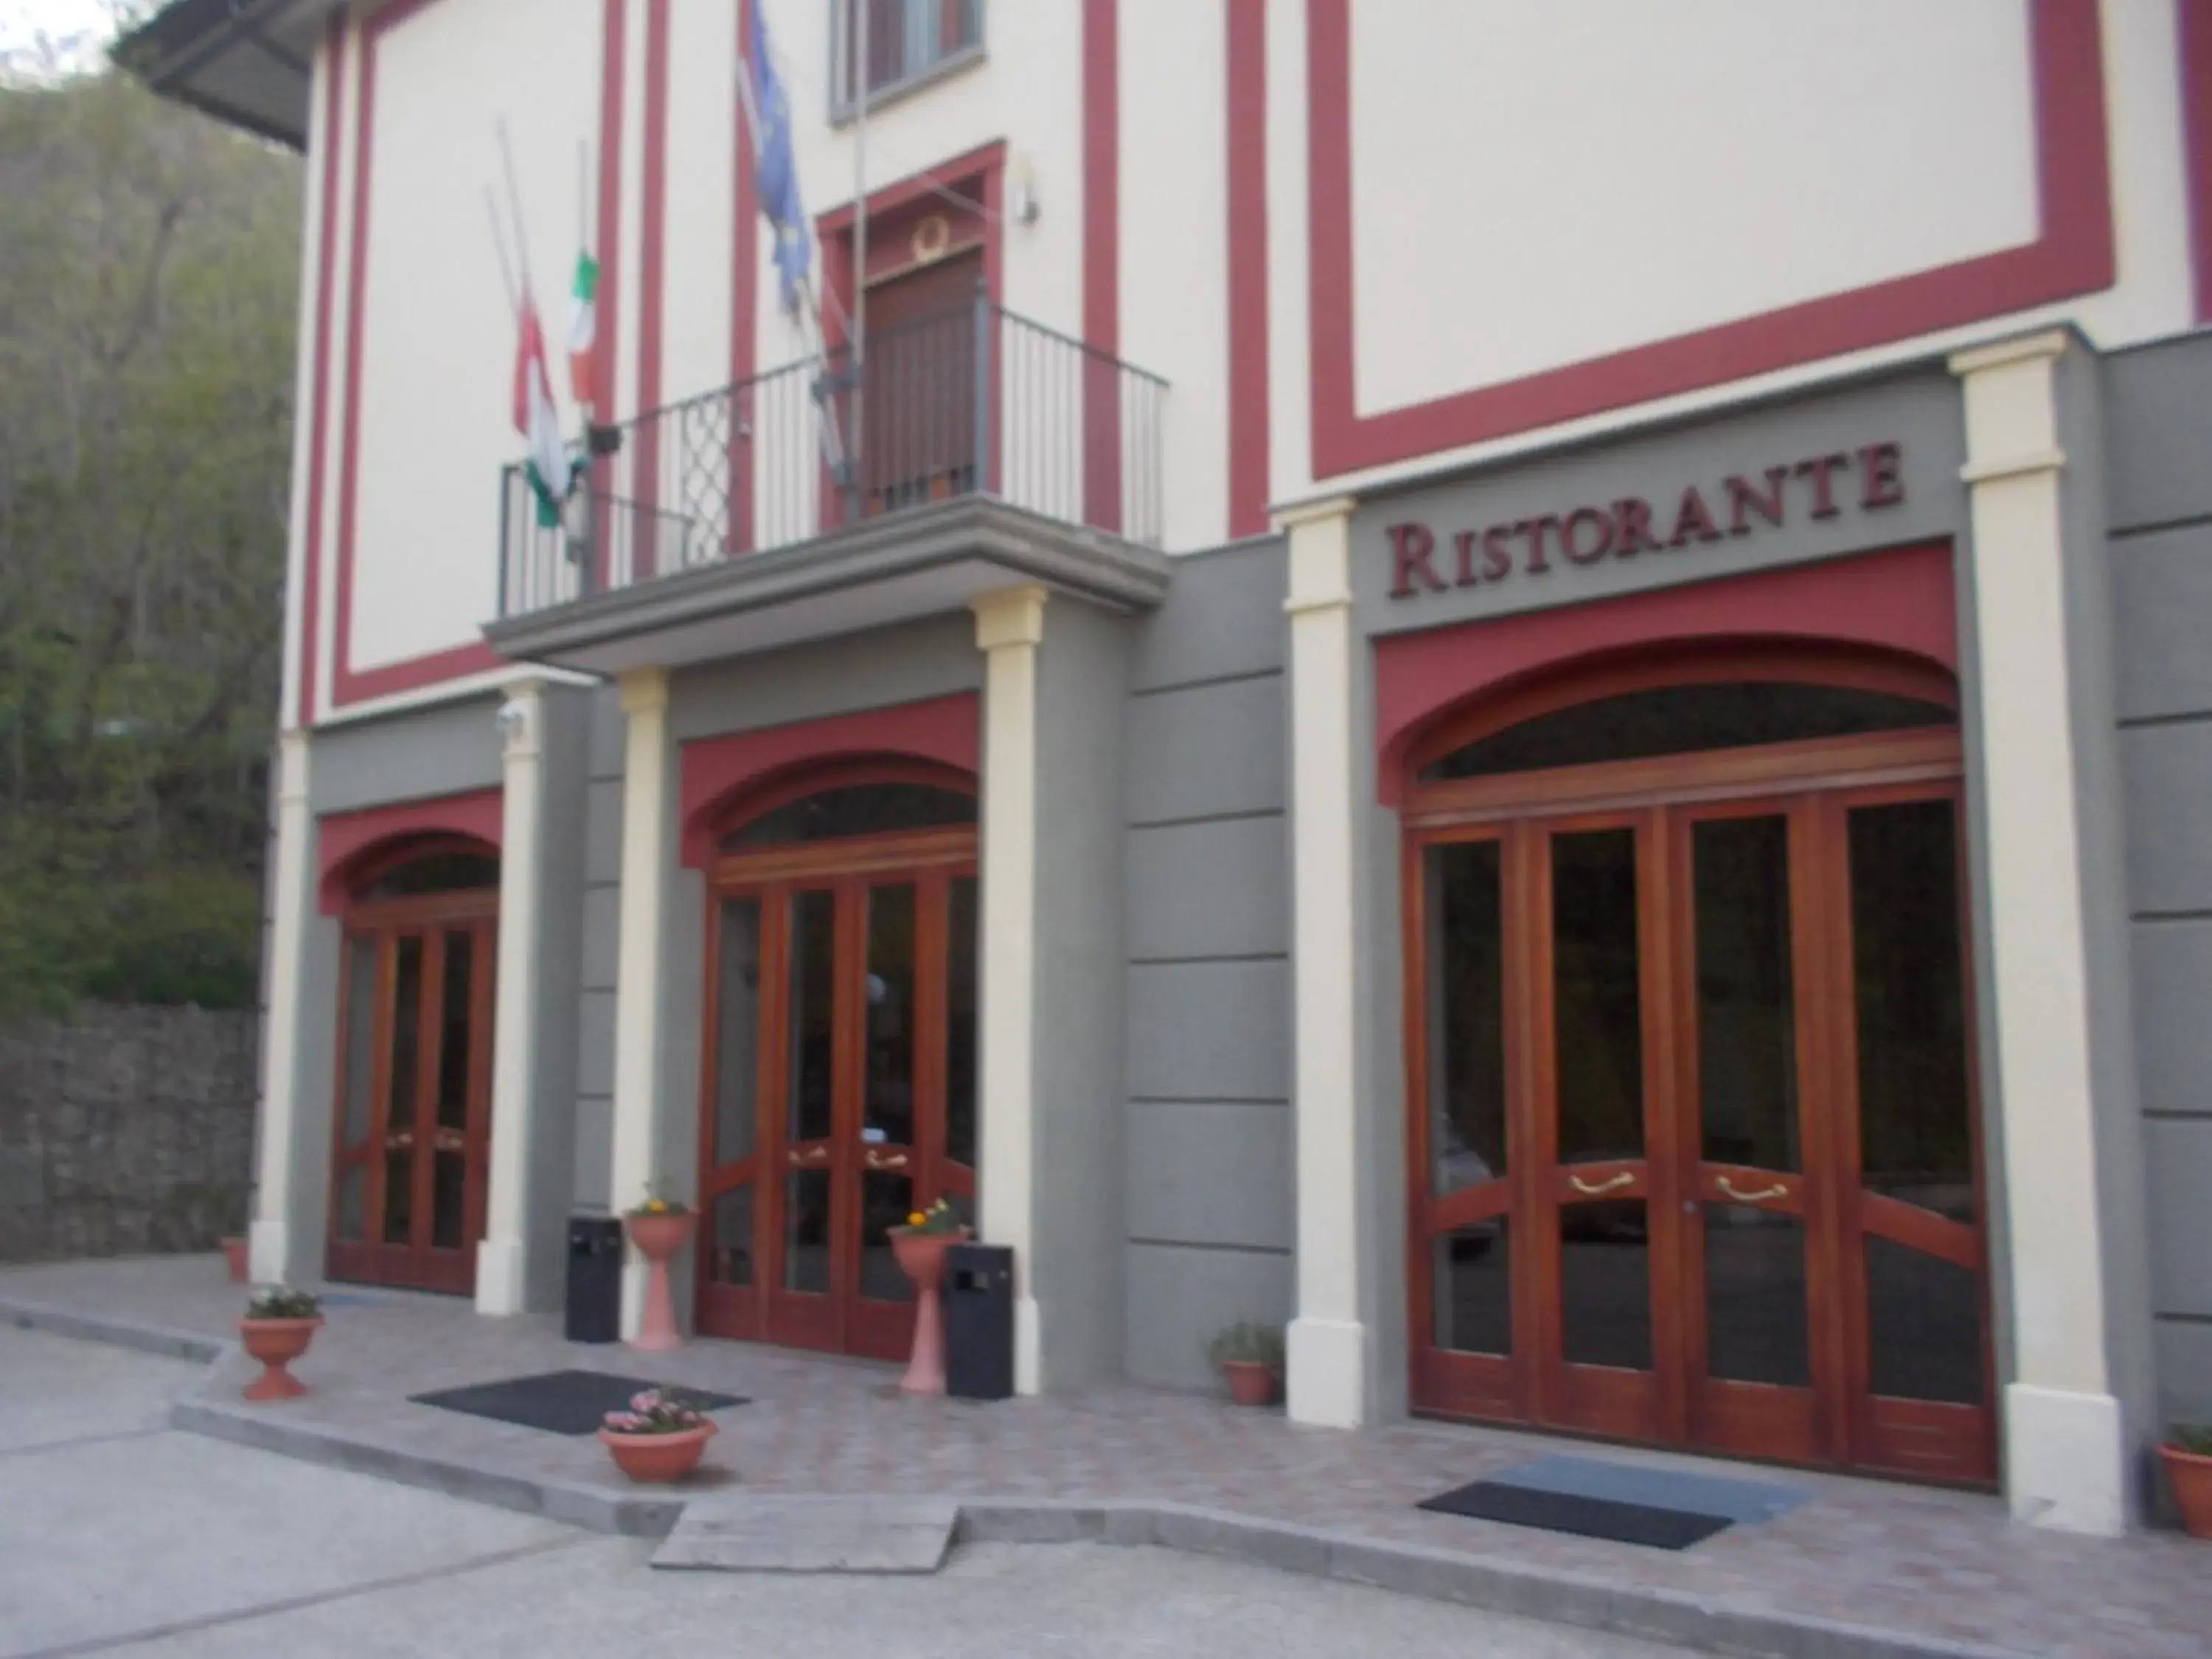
xmin=624 ymin=1209 xmax=695 ymax=1353
xmin=599 ymin=1420 xmax=716 ymax=1484
xmin=237 ymin=1315 xmax=322 ymax=1402
xmin=889 ymin=1225 xmax=971 ymax=1396
xmin=2161 ymin=1443 xmax=2212 ymax=1539
xmin=221 ymin=1237 xmax=248 ymax=1282
xmin=1221 ymin=1358 xmax=1275 ymax=1408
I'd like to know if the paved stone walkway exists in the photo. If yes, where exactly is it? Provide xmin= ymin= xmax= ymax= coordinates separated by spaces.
xmin=3 ymin=1253 xmax=2205 ymax=1658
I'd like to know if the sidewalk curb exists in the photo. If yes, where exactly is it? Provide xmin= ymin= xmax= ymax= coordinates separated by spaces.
xmin=13 ymin=1300 xmax=2032 ymax=1659
xmin=0 ymin=1294 xmax=227 ymax=1364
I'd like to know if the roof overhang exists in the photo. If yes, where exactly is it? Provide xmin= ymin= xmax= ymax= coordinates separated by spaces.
xmin=114 ymin=0 xmax=344 ymax=150
xmin=482 ymin=496 xmax=1175 ymax=679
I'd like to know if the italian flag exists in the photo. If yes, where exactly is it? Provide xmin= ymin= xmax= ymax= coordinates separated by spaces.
xmin=566 ymin=248 xmax=599 ymax=408
xmin=513 ymin=299 xmax=572 ymax=528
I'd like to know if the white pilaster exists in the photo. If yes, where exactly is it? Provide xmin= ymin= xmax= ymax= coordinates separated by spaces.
xmin=249 ymin=731 xmax=313 ymax=1285
xmin=1951 ymin=330 xmax=2126 ymax=1535
xmin=973 ymin=585 xmax=1047 ymax=1395
xmin=1279 ymin=497 xmax=1369 ymax=1428
xmin=608 ymin=668 xmax=672 ymax=1338
xmin=476 ymin=681 xmax=545 ymax=1315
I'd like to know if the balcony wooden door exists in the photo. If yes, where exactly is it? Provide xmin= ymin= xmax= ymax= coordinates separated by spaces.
xmin=856 ymin=249 xmax=982 ymax=515
xmin=326 ymin=844 xmax=498 ymax=1295
xmin=695 ymin=772 xmax=979 ymax=1360
xmin=1405 ymin=660 xmax=1993 ymax=1484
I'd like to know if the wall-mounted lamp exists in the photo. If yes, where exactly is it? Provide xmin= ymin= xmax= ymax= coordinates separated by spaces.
xmin=1010 ymin=159 xmax=1041 ymax=226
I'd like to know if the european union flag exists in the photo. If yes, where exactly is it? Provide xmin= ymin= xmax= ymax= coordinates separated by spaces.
xmin=745 ymin=4 xmax=811 ymax=313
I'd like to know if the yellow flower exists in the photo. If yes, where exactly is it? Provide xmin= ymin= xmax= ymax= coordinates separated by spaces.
xmin=907 ymin=1211 xmax=926 ymax=1226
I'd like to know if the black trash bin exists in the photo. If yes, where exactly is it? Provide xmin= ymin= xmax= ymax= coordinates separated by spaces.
xmin=565 ymin=1214 xmax=623 ymax=1343
xmin=944 ymin=1242 xmax=1015 ymax=1401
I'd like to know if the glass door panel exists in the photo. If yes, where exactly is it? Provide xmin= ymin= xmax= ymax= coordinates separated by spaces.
xmin=1679 ymin=808 xmax=1823 ymax=1460
xmin=697 ymin=896 xmax=765 ymax=1336
xmin=858 ymin=882 xmax=919 ymax=1307
xmin=1548 ymin=830 xmax=1650 ymax=1359
xmin=1412 ymin=837 xmax=1517 ymax=1418
xmin=381 ymin=933 xmax=424 ymax=1246
xmin=1540 ymin=824 xmax=1660 ymax=1439
xmin=1842 ymin=794 xmax=1992 ymax=1480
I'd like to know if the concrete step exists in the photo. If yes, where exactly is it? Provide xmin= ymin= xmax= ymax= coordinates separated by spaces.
xmin=651 ymin=1494 xmax=959 ymax=1574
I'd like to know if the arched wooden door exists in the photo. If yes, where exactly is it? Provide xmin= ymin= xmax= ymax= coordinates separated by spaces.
xmin=325 ymin=838 xmax=499 ymax=1295
xmin=695 ymin=764 xmax=979 ymax=1360
xmin=1403 ymin=649 xmax=1994 ymax=1484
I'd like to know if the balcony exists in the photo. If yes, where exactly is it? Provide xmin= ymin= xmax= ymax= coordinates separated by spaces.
xmin=486 ymin=302 xmax=1172 ymax=676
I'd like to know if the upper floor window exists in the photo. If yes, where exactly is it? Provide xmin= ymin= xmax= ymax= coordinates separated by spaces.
xmin=832 ymin=0 xmax=983 ymax=115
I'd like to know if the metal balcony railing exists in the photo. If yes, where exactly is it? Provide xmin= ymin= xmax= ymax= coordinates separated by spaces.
xmin=498 ymin=298 xmax=1167 ymax=619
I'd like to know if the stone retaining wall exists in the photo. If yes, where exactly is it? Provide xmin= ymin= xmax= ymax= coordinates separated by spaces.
xmin=0 ymin=1004 xmax=257 ymax=1262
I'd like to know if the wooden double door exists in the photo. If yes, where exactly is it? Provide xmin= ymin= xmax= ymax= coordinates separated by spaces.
xmin=326 ymin=847 xmax=500 ymax=1295
xmin=695 ymin=821 xmax=978 ymax=1360
xmin=1407 ymin=725 xmax=1992 ymax=1483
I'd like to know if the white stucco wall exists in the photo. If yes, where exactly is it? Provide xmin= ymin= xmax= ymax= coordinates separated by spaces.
xmin=1119 ymin=0 xmax=1228 ymax=550
xmin=345 ymin=0 xmax=602 ymax=677
xmin=1350 ymin=0 xmax=2038 ymax=415
xmin=1272 ymin=0 xmax=2195 ymax=504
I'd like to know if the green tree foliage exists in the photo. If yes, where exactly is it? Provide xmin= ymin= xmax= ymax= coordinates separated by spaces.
xmin=0 ymin=61 xmax=299 ymax=1017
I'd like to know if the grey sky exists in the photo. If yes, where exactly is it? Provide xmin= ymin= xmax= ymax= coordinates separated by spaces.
xmin=1 ymin=0 xmax=116 ymax=51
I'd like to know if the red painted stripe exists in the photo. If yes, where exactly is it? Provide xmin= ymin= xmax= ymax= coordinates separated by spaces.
xmin=730 ymin=0 xmax=757 ymax=552
xmin=632 ymin=0 xmax=672 ymax=578
xmin=294 ymin=15 xmax=347 ymax=728
xmin=1225 ymin=0 xmax=1269 ymax=539
xmin=1083 ymin=0 xmax=1121 ymax=532
xmin=1306 ymin=0 xmax=2115 ymax=480
xmin=2181 ymin=0 xmax=2212 ymax=320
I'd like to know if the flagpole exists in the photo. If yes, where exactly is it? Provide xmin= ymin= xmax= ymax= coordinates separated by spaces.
xmin=850 ymin=0 xmax=869 ymax=515
xmin=484 ymin=187 xmax=522 ymax=324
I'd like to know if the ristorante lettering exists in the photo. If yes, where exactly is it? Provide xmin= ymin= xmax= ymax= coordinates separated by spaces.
xmin=1385 ymin=441 xmax=1905 ymax=600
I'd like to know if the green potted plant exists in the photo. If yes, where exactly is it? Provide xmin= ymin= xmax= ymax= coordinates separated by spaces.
xmin=623 ymin=1180 xmax=694 ymax=1352
xmin=237 ymin=1284 xmax=322 ymax=1402
xmin=599 ymin=1387 xmax=717 ymax=1483
xmin=2161 ymin=1423 xmax=2212 ymax=1538
xmin=1206 ymin=1320 xmax=1284 ymax=1407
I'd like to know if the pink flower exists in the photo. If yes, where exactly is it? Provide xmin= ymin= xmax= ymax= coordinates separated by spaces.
xmin=630 ymin=1391 xmax=659 ymax=1412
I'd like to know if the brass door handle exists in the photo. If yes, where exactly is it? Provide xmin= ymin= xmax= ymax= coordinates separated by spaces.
xmin=432 ymin=1128 xmax=465 ymax=1154
xmin=1568 ymin=1171 xmax=1633 ymax=1197
xmin=787 ymin=1145 xmax=829 ymax=1167
xmin=863 ymin=1147 xmax=910 ymax=1172
xmin=384 ymin=1131 xmax=414 ymax=1151
xmin=1717 ymin=1175 xmax=1787 ymax=1203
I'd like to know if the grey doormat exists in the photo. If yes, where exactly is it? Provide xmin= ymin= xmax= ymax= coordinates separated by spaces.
xmin=1419 ymin=1481 xmax=1733 ymax=1549
xmin=1483 ymin=1453 xmax=1812 ymax=1523
xmin=1419 ymin=1453 xmax=1812 ymax=1550
xmin=408 ymin=1369 xmax=746 ymax=1435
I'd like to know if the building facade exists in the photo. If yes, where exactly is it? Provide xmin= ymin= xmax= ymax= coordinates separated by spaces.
xmin=125 ymin=0 xmax=2212 ymax=1536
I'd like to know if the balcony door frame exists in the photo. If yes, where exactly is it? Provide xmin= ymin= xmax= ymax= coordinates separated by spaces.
xmin=1399 ymin=646 xmax=1996 ymax=1484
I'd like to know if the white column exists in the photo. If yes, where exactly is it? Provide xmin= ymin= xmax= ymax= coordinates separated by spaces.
xmin=1279 ymin=497 xmax=1369 ymax=1429
xmin=608 ymin=668 xmax=672 ymax=1338
xmin=1951 ymin=330 xmax=2126 ymax=1535
xmin=476 ymin=681 xmax=546 ymax=1315
xmin=249 ymin=731 xmax=313 ymax=1285
xmin=972 ymin=585 xmax=1046 ymax=1394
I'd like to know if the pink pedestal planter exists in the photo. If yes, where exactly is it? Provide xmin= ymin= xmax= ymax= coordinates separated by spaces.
xmin=238 ymin=1316 xmax=321 ymax=1401
xmin=890 ymin=1226 xmax=971 ymax=1395
xmin=221 ymin=1237 xmax=248 ymax=1283
xmin=625 ymin=1211 xmax=695 ymax=1352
